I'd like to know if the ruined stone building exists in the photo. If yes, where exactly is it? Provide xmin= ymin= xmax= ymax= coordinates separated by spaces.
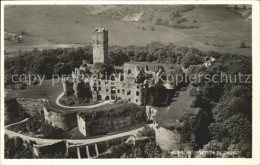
xmin=62 ymin=28 xmax=149 ymax=106
xmin=61 ymin=27 xmax=175 ymax=107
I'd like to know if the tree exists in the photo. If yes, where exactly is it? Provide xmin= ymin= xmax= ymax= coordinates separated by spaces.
xmin=108 ymin=47 xmax=129 ymax=65
xmin=181 ymin=53 xmax=203 ymax=68
xmin=239 ymin=41 xmax=246 ymax=48
xmin=5 ymin=136 xmax=33 ymax=158
xmin=144 ymin=140 xmax=162 ymax=158
xmin=156 ymin=18 xmax=163 ymax=25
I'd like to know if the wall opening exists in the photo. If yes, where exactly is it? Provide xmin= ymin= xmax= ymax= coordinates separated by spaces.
xmin=97 ymin=95 xmax=102 ymax=101
xmin=128 ymin=69 xmax=132 ymax=75
xmin=127 ymin=90 xmax=131 ymax=95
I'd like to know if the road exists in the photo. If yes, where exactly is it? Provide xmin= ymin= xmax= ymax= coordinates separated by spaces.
xmin=5 ymin=124 xmax=143 ymax=145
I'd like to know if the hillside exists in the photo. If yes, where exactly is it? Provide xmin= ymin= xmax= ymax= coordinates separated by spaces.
xmin=4 ymin=5 xmax=251 ymax=56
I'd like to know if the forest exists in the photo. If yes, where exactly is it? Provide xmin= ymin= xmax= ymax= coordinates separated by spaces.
xmin=5 ymin=42 xmax=252 ymax=158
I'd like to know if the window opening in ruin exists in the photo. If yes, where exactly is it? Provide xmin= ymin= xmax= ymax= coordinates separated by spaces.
xmin=128 ymin=69 xmax=131 ymax=75
xmin=106 ymin=88 xmax=109 ymax=92
xmin=111 ymin=95 xmax=116 ymax=100
xmin=136 ymin=91 xmax=139 ymax=96
xmin=127 ymin=90 xmax=131 ymax=95
xmin=105 ymin=96 xmax=110 ymax=100
xmin=117 ymin=89 xmax=120 ymax=93
xmin=128 ymin=98 xmax=131 ymax=101
xmin=136 ymin=99 xmax=138 ymax=103
xmin=118 ymin=97 xmax=121 ymax=100
xmin=122 ymin=89 xmax=125 ymax=94
xmin=97 ymin=95 xmax=102 ymax=100
xmin=120 ymin=75 xmax=124 ymax=81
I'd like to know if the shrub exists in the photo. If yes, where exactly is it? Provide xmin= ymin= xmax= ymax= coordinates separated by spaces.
xmin=239 ymin=41 xmax=246 ymax=48
xmin=156 ymin=18 xmax=163 ymax=25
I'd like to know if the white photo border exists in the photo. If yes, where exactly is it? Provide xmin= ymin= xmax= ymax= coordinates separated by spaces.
xmin=1 ymin=1 xmax=259 ymax=165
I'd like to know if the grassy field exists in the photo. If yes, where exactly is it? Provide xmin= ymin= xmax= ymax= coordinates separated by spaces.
xmin=4 ymin=5 xmax=251 ymax=56
xmin=5 ymin=79 xmax=63 ymax=103
xmin=155 ymin=88 xmax=200 ymax=129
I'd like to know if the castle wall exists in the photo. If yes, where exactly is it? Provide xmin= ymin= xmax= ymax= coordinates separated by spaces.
xmin=33 ymin=141 xmax=68 ymax=157
xmin=90 ymin=80 xmax=145 ymax=106
xmin=145 ymin=106 xmax=158 ymax=122
xmin=77 ymin=114 xmax=87 ymax=136
xmin=123 ymin=63 xmax=141 ymax=83
xmin=16 ymin=98 xmax=43 ymax=115
xmin=153 ymin=112 xmax=202 ymax=152
xmin=73 ymin=81 xmax=81 ymax=99
xmin=62 ymin=80 xmax=73 ymax=96
xmin=77 ymin=104 xmax=146 ymax=137
xmin=43 ymin=103 xmax=77 ymax=131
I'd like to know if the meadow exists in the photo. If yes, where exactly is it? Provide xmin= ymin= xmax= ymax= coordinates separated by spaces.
xmin=4 ymin=5 xmax=251 ymax=56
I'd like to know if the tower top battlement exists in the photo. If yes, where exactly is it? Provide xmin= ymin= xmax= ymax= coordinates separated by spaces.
xmin=93 ymin=28 xmax=108 ymax=32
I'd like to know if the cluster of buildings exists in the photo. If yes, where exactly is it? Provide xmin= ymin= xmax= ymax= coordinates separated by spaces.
xmin=4 ymin=31 xmax=23 ymax=42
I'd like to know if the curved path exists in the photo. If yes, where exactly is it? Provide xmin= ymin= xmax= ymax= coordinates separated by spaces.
xmin=5 ymin=93 xmax=145 ymax=146
xmin=5 ymin=118 xmax=29 ymax=129
xmin=55 ymin=92 xmax=111 ymax=109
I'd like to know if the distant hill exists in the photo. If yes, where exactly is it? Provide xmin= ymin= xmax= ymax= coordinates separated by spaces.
xmin=4 ymin=5 xmax=251 ymax=56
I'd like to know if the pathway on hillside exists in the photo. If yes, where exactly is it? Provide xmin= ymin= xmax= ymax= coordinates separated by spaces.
xmin=87 ymin=5 xmax=117 ymax=15
xmin=5 ymin=118 xmax=29 ymax=129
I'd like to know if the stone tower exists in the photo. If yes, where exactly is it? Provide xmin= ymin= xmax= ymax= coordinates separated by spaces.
xmin=92 ymin=28 xmax=108 ymax=64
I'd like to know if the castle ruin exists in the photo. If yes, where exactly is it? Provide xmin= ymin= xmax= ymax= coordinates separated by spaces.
xmin=61 ymin=28 xmax=157 ymax=106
